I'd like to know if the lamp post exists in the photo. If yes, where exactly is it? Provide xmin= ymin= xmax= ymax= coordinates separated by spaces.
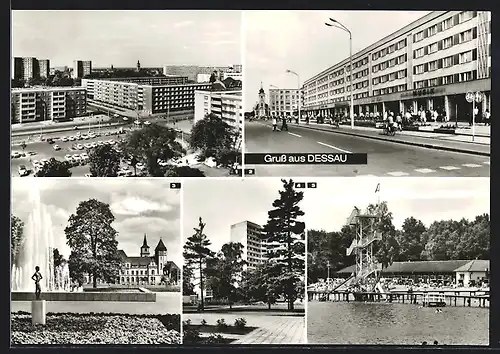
xmin=325 ymin=18 xmax=354 ymax=129
xmin=286 ymin=69 xmax=301 ymax=123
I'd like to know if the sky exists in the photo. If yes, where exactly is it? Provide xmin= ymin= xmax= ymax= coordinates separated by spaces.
xmin=11 ymin=179 xmax=182 ymax=266
xmin=182 ymin=178 xmax=305 ymax=257
xmin=243 ymin=10 xmax=431 ymax=111
xmin=12 ymin=10 xmax=242 ymax=68
xmin=303 ymin=177 xmax=490 ymax=232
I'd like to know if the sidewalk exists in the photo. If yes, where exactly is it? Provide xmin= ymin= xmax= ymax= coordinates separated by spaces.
xmin=290 ymin=122 xmax=490 ymax=157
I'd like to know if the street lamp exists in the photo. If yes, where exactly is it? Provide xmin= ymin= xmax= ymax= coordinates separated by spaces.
xmin=325 ymin=18 xmax=354 ymax=129
xmin=286 ymin=69 xmax=301 ymax=123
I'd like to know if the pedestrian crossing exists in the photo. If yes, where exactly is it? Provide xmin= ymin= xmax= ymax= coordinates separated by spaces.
xmin=356 ymin=160 xmax=490 ymax=177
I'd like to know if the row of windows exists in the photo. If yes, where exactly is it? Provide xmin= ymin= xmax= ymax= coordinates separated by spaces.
xmin=373 ymin=84 xmax=407 ymax=96
xmin=414 ymin=27 xmax=478 ymax=59
xmin=414 ymin=49 xmax=477 ymax=75
xmin=122 ymin=269 xmax=156 ymax=275
xmin=372 ymin=38 xmax=407 ymax=61
xmin=373 ymin=54 xmax=407 ymax=74
xmin=373 ymin=69 xmax=407 ymax=85
xmin=413 ymin=11 xmax=476 ymax=43
xmin=414 ymin=70 xmax=479 ymax=89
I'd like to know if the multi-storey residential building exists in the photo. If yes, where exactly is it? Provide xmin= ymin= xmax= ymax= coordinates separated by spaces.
xmin=269 ymin=88 xmax=300 ymax=117
xmin=11 ymin=86 xmax=87 ymax=123
xmin=72 ymin=60 xmax=92 ymax=79
xmin=303 ymin=11 xmax=491 ymax=122
xmin=194 ymin=89 xmax=242 ymax=130
xmin=98 ymin=76 xmax=188 ymax=86
xmin=12 ymin=58 xmax=24 ymax=80
xmin=197 ymin=74 xmax=212 ymax=83
xmin=82 ymin=78 xmax=211 ymax=114
xmin=12 ymin=57 xmax=40 ymax=81
xmin=233 ymin=64 xmax=243 ymax=73
xmin=230 ymin=221 xmax=267 ymax=270
xmin=163 ymin=65 xmax=235 ymax=81
xmin=38 ymin=59 xmax=50 ymax=78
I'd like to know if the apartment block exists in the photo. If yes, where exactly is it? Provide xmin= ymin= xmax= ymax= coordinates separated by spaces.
xmin=303 ymin=11 xmax=491 ymax=122
xmin=72 ymin=60 xmax=92 ymax=79
xmin=11 ymin=86 xmax=87 ymax=123
xmin=269 ymin=88 xmax=301 ymax=117
xmin=194 ymin=89 xmax=242 ymax=130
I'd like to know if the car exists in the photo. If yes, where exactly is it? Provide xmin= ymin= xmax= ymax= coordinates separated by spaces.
xmin=76 ymin=144 xmax=84 ymax=150
xmin=64 ymin=154 xmax=73 ymax=161
xmin=88 ymin=133 xmax=96 ymax=139
xmin=91 ymin=142 xmax=98 ymax=148
xmin=97 ymin=141 xmax=104 ymax=146
xmin=104 ymin=132 xmax=111 ymax=136
xmin=40 ymin=158 xmax=49 ymax=165
xmin=61 ymin=137 xmax=68 ymax=142
xmin=72 ymin=154 xmax=81 ymax=160
xmin=53 ymin=144 xmax=61 ymax=151
xmin=85 ymin=143 xmax=93 ymax=149
xmin=27 ymin=151 xmax=37 ymax=156
xmin=18 ymin=165 xmax=29 ymax=176
xmin=108 ymin=140 xmax=116 ymax=145
xmin=47 ymin=138 xmax=55 ymax=144
xmin=11 ymin=151 xmax=21 ymax=159
xmin=69 ymin=136 xmax=76 ymax=141
xmin=80 ymin=153 xmax=89 ymax=160
xmin=81 ymin=134 xmax=88 ymax=140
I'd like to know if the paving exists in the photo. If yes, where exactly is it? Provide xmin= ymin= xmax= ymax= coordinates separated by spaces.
xmin=244 ymin=120 xmax=490 ymax=177
xmin=183 ymin=312 xmax=305 ymax=344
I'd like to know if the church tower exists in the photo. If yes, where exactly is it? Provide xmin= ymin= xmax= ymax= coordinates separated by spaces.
xmin=256 ymin=82 xmax=267 ymax=118
xmin=136 ymin=60 xmax=141 ymax=72
xmin=140 ymin=234 xmax=150 ymax=257
xmin=155 ymin=238 xmax=168 ymax=273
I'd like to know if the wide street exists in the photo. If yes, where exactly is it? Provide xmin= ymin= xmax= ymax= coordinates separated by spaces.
xmin=244 ymin=120 xmax=490 ymax=177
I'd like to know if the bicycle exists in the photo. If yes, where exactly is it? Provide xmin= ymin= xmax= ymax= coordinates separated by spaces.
xmin=383 ymin=125 xmax=396 ymax=136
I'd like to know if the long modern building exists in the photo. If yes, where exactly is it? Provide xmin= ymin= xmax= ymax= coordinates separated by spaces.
xmin=269 ymin=88 xmax=300 ymax=117
xmin=82 ymin=78 xmax=211 ymax=114
xmin=162 ymin=65 xmax=238 ymax=81
xmin=11 ymin=86 xmax=87 ymax=123
xmin=194 ymin=89 xmax=242 ymax=130
xmin=12 ymin=57 xmax=51 ymax=80
xmin=303 ymin=11 xmax=491 ymax=122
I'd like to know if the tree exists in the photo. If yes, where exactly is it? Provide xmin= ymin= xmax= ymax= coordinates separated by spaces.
xmin=183 ymin=265 xmax=195 ymax=295
xmin=88 ymin=145 xmax=121 ymax=177
xmin=164 ymin=165 xmax=205 ymax=177
xmin=205 ymin=242 xmax=246 ymax=309
xmin=35 ymin=158 xmax=72 ymax=177
xmin=64 ymin=199 xmax=122 ymax=288
xmin=262 ymin=179 xmax=305 ymax=310
xmin=241 ymin=261 xmax=281 ymax=309
xmin=366 ymin=202 xmax=399 ymax=270
xmin=395 ymin=217 xmax=427 ymax=261
xmin=183 ymin=217 xmax=215 ymax=311
xmin=122 ymin=124 xmax=185 ymax=177
xmin=11 ymin=214 xmax=24 ymax=266
xmin=53 ymin=248 xmax=65 ymax=268
xmin=189 ymin=113 xmax=239 ymax=167
xmin=209 ymin=72 xmax=217 ymax=83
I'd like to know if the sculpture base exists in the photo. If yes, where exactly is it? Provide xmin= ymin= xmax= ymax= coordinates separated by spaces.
xmin=31 ymin=300 xmax=46 ymax=325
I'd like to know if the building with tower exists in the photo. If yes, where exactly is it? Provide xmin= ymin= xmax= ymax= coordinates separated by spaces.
xmin=136 ymin=60 xmax=141 ymax=72
xmin=115 ymin=234 xmax=180 ymax=286
xmin=253 ymin=83 xmax=270 ymax=118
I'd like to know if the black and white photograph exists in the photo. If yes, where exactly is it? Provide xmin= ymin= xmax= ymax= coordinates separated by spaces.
xmin=306 ymin=177 xmax=489 ymax=345
xmin=11 ymin=10 xmax=242 ymax=178
xmin=11 ymin=179 xmax=182 ymax=345
xmin=181 ymin=178 xmax=306 ymax=345
xmin=243 ymin=10 xmax=491 ymax=177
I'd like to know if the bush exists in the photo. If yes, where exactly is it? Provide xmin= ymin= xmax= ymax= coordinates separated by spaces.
xmin=183 ymin=327 xmax=202 ymax=344
xmin=216 ymin=318 xmax=228 ymax=329
xmin=204 ymin=334 xmax=226 ymax=344
xmin=200 ymin=319 xmax=207 ymax=326
xmin=182 ymin=319 xmax=192 ymax=327
xmin=234 ymin=318 xmax=247 ymax=329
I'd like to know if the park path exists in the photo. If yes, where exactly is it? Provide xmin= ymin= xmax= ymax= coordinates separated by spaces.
xmin=183 ymin=313 xmax=305 ymax=344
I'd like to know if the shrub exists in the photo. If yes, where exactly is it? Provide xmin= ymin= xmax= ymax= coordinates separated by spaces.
xmin=234 ymin=318 xmax=247 ymax=329
xmin=216 ymin=318 xmax=228 ymax=329
xmin=204 ymin=334 xmax=226 ymax=344
xmin=182 ymin=319 xmax=192 ymax=327
xmin=200 ymin=319 xmax=207 ymax=326
xmin=183 ymin=327 xmax=202 ymax=344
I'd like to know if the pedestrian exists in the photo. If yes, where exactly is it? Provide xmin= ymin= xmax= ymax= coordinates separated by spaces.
xmin=484 ymin=109 xmax=490 ymax=126
xmin=433 ymin=109 xmax=439 ymax=122
xmin=396 ymin=113 xmax=402 ymax=131
xmin=272 ymin=116 xmax=277 ymax=131
xmin=383 ymin=110 xmax=388 ymax=121
xmin=281 ymin=116 xmax=288 ymax=131
xmin=420 ymin=109 xmax=426 ymax=123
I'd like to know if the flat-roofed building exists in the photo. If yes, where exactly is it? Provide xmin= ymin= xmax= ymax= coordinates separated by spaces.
xmin=11 ymin=86 xmax=87 ymax=123
xmin=303 ymin=11 xmax=491 ymax=122
xmin=38 ymin=59 xmax=50 ymax=78
xmin=73 ymin=60 xmax=92 ymax=79
xmin=269 ymin=88 xmax=300 ymax=117
xmin=194 ymin=89 xmax=242 ymax=130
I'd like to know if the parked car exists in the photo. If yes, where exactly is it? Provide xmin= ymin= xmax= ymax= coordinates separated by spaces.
xmin=53 ymin=144 xmax=61 ymax=151
xmin=18 ymin=165 xmax=29 ymax=176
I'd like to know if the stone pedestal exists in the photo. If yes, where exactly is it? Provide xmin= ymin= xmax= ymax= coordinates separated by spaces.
xmin=31 ymin=300 xmax=46 ymax=325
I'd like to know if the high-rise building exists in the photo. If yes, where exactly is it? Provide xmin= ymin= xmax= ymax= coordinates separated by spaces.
xmin=11 ymin=86 xmax=87 ymax=123
xmin=38 ymin=59 xmax=50 ymax=78
xmin=269 ymin=88 xmax=300 ymax=117
xmin=22 ymin=57 xmax=39 ymax=81
xmin=194 ymin=89 xmax=242 ymax=131
xmin=73 ymin=60 xmax=92 ymax=79
xmin=230 ymin=221 xmax=268 ymax=270
xmin=233 ymin=64 xmax=243 ymax=73
xmin=12 ymin=57 xmax=24 ymax=80
xmin=303 ymin=11 xmax=491 ymax=122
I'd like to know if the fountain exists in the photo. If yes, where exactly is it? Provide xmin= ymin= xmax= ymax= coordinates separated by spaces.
xmin=11 ymin=181 xmax=71 ymax=293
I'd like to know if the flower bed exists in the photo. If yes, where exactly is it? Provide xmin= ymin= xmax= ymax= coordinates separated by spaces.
xmin=11 ymin=312 xmax=181 ymax=345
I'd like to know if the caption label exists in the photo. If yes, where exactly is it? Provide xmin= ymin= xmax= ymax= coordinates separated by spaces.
xmin=244 ymin=153 xmax=367 ymax=165
xmin=169 ymin=182 xmax=182 ymax=189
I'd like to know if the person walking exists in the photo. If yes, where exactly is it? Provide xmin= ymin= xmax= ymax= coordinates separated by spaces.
xmin=272 ymin=116 xmax=278 ymax=131
xmin=484 ymin=109 xmax=490 ymax=126
xmin=281 ymin=116 xmax=288 ymax=131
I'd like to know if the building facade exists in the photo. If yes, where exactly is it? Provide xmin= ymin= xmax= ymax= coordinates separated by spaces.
xmin=194 ymin=89 xmax=242 ymax=130
xmin=11 ymin=86 xmax=87 ymax=123
xmin=233 ymin=64 xmax=243 ymax=73
xmin=303 ymin=11 xmax=491 ymax=122
xmin=82 ymin=78 xmax=211 ymax=114
xmin=72 ymin=60 xmax=92 ymax=79
xmin=163 ymin=65 xmax=235 ymax=81
xmin=230 ymin=221 xmax=267 ymax=270
xmin=12 ymin=57 xmax=50 ymax=81
xmin=38 ymin=59 xmax=50 ymax=78
xmin=269 ymin=88 xmax=300 ymax=117
xmin=117 ymin=235 xmax=180 ymax=286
